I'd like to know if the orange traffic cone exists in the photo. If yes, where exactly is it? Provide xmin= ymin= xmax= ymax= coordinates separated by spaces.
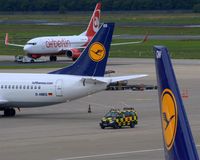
xmin=182 ymin=89 xmax=189 ymax=99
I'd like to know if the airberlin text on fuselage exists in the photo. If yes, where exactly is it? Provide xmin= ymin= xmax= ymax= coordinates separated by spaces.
xmin=46 ymin=39 xmax=71 ymax=48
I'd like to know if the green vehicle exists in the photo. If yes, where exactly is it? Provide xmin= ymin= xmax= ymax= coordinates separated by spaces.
xmin=100 ymin=108 xmax=138 ymax=129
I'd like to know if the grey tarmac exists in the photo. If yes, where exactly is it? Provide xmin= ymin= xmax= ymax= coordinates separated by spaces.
xmin=0 ymin=58 xmax=200 ymax=160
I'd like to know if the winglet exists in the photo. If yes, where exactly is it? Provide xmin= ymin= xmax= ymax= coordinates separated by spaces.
xmin=143 ymin=34 xmax=148 ymax=43
xmin=5 ymin=33 xmax=9 ymax=46
xmin=49 ymin=23 xmax=114 ymax=77
xmin=4 ymin=33 xmax=24 ymax=47
xmin=154 ymin=46 xmax=199 ymax=160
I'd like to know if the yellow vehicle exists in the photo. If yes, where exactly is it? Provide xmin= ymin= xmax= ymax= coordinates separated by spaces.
xmin=100 ymin=108 xmax=138 ymax=129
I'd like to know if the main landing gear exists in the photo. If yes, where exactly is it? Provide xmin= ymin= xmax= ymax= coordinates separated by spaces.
xmin=50 ymin=56 xmax=57 ymax=61
xmin=3 ymin=108 xmax=16 ymax=117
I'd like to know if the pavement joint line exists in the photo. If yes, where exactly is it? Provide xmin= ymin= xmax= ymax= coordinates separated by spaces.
xmin=55 ymin=148 xmax=163 ymax=160
xmin=78 ymin=100 xmax=106 ymax=107
xmin=56 ymin=145 xmax=200 ymax=160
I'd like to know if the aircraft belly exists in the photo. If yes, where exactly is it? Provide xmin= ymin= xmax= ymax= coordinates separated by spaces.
xmin=0 ymin=101 xmax=64 ymax=108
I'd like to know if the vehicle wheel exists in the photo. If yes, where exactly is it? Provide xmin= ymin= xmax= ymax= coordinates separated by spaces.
xmin=100 ymin=125 xmax=105 ymax=129
xmin=31 ymin=59 xmax=34 ymax=63
xmin=113 ymin=123 xmax=119 ymax=129
xmin=130 ymin=122 xmax=135 ymax=128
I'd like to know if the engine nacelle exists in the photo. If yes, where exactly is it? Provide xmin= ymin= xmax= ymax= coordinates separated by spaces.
xmin=66 ymin=49 xmax=81 ymax=61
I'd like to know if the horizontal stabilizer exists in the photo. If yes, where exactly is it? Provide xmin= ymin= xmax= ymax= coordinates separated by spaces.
xmin=111 ymin=34 xmax=148 ymax=46
xmin=81 ymin=77 xmax=107 ymax=85
xmin=106 ymin=74 xmax=148 ymax=83
xmin=85 ymin=74 xmax=148 ymax=84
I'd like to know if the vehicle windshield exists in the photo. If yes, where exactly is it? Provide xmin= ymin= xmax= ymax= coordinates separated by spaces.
xmin=105 ymin=112 xmax=118 ymax=118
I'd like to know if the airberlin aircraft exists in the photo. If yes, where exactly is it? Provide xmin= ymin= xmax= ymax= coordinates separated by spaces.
xmin=5 ymin=2 xmax=147 ymax=62
xmin=5 ymin=2 xmax=102 ymax=61
xmin=0 ymin=23 xmax=147 ymax=117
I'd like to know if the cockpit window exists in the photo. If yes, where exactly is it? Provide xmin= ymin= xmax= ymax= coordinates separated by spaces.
xmin=26 ymin=42 xmax=37 ymax=45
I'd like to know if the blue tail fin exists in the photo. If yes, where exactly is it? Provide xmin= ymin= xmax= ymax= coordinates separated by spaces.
xmin=49 ymin=23 xmax=114 ymax=77
xmin=154 ymin=46 xmax=199 ymax=160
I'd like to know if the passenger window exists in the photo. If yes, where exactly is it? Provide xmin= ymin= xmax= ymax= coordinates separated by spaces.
xmin=27 ymin=86 xmax=29 ymax=89
xmin=34 ymin=86 xmax=37 ymax=89
xmin=12 ymin=85 xmax=14 ymax=89
xmin=38 ymin=86 xmax=41 ymax=89
xmin=16 ymin=85 xmax=18 ymax=89
xmin=1 ymin=85 xmax=3 ymax=89
xmin=23 ymin=85 xmax=26 ymax=89
xmin=5 ymin=85 xmax=7 ymax=89
xmin=8 ymin=85 xmax=11 ymax=89
xmin=31 ymin=86 xmax=33 ymax=89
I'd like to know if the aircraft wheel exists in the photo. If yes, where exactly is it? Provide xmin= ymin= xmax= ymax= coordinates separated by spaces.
xmin=130 ymin=122 xmax=135 ymax=128
xmin=4 ymin=108 xmax=16 ymax=117
xmin=50 ymin=56 xmax=57 ymax=61
xmin=50 ymin=56 xmax=54 ymax=61
xmin=54 ymin=56 xmax=57 ymax=61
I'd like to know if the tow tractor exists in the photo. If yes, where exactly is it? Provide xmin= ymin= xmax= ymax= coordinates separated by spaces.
xmin=15 ymin=55 xmax=46 ymax=63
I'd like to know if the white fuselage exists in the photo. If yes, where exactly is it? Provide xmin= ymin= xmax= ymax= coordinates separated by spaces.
xmin=0 ymin=73 xmax=107 ymax=108
xmin=23 ymin=36 xmax=88 ymax=55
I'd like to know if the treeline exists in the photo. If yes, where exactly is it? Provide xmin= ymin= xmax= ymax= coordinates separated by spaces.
xmin=0 ymin=0 xmax=200 ymax=12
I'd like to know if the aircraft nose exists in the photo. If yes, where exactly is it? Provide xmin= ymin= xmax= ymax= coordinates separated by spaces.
xmin=23 ymin=45 xmax=31 ymax=53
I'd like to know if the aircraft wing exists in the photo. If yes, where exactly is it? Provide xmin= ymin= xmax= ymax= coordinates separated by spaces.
xmin=111 ymin=34 xmax=148 ymax=46
xmin=81 ymin=77 xmax=107 ymax=85
xmin=103 ymin=74 xmax=148 ymax=83
xmin=5 ymin=33 xmax=24 ymax=47
xmin=81 ymin=74 xmax=148 ymax=84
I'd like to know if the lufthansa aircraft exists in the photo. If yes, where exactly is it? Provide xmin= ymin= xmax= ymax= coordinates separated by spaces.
xmin=0 ymin=23 xmax=147 ymax=117
xmin=154 ymin=46 xmax=199 ymax=160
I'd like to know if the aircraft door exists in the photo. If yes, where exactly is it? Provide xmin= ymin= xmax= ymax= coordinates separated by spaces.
xmin=55 ymin=79 xmax=63 ymax=97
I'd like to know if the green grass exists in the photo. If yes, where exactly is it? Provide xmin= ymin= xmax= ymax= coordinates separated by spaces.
xmin=0 ymin=12 xmax=199 ymax=61
xmin=0 ymin=63 xmax=67 ymax=69
xmin=1 ymin=12 xmax=200 ymax=25
xmin=111 ymin=39 xmax=200 ymax=59
xmin=103 ymin=12 xmax=200 ymax=24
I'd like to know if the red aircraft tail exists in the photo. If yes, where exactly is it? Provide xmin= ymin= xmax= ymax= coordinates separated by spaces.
xmin=85 ymin=2 xmax=101 ymax=38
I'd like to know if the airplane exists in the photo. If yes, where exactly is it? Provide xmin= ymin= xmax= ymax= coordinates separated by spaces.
xmin=5 ymin=2 xmax=147 ymax=62
xmin=154 ymin=46 xmax=199 ymax=159
xmin=5 ymin=2 xmax=102 ymax=62
xmin=0 ymin=23 xmax=147 ymax=117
